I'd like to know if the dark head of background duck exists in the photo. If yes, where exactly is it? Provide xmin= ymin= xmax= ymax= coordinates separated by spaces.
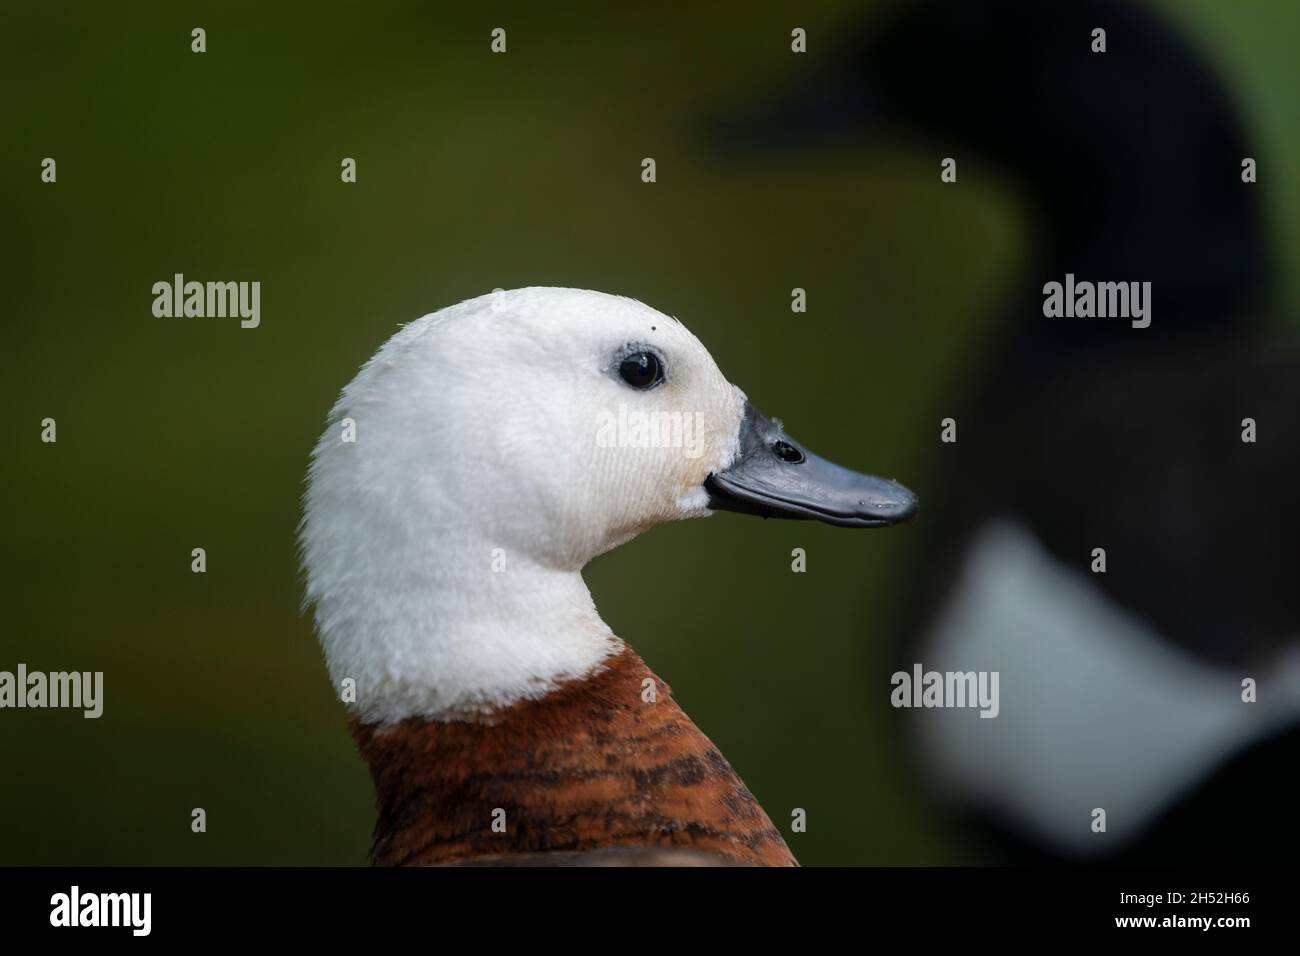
xmin=711 ymin=0 xmax=1275 ymax=359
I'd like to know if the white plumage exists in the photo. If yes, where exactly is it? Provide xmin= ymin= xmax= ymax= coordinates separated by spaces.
xmin=300 ymin=288 xmax=746 ymax=724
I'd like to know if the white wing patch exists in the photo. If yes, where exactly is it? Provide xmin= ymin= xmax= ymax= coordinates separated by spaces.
xmin=918 ymin=519 xmax=1300 ymax=856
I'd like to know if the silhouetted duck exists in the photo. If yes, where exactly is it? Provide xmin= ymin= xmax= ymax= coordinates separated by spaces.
xmin=719 ymin=0 xmax=1299 ymax=861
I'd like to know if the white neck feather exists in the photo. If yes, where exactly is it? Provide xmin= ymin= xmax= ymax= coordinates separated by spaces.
xmin=311 ymin=538 xmax=622 ymax=724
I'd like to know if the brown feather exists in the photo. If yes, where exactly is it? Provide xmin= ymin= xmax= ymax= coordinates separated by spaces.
xmin=350 ymin=647 xmax=797 ymax=866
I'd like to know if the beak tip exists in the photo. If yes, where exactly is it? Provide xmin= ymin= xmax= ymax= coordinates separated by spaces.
xmin=862 ymin=490 xmax=918 ymax=526
xmin=857 ymin=477 xmax=918 ymax=526
xmin=893 ymin=495 xmax=920 ymax=524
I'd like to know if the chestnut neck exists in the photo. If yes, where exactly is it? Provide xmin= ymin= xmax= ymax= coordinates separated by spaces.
xmin=350 ymin=646 xmax=796 ymax=866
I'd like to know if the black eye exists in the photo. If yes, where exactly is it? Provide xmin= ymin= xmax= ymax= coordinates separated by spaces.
xmin=772 ymin=440 xmax=805 ymax=464
xmin=618 ymin=350 xmax=664 ymax=390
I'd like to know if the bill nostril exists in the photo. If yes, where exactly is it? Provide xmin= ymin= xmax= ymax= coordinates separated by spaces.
xmin=771 ymin=440 xmax=805 ymax=464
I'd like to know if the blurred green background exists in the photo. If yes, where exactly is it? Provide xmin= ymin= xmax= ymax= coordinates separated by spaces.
xmin=2 ymin=0 xmax=1297 ymax=865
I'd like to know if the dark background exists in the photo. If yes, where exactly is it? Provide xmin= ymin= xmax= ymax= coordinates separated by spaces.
xmin=2 ymin=0 xmax=1297 ymax=865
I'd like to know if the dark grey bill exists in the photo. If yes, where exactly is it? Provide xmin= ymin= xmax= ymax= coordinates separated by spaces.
xmin=705 ymin=404 xmax=917 ymax=528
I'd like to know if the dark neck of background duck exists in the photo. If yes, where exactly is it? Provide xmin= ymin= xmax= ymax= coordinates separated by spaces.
xmin=987 ymin=119 xmax=1274 ymax=394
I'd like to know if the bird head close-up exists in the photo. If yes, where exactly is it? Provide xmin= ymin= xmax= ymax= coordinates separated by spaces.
xmin=298 ymin=287 xmax=915 ymax=866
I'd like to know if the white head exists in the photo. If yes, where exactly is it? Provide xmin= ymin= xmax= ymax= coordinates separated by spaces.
xmin=301 ymin=287 xmax=915 ymax=724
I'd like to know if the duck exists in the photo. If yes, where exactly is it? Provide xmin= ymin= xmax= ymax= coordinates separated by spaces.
xmin=716 ymin=0 xmax=1300 ymax=861
xmin=299 ymin=287 xmax=916 ymax=866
